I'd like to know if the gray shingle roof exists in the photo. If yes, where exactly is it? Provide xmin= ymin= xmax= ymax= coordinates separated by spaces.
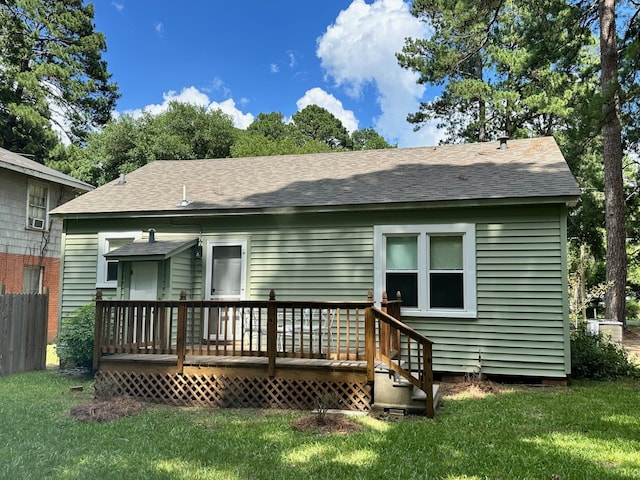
xmin=104 ymin=238 xmax=198 ymax=259
xmin=50 ymin=137 xmax=580 ymax=216
xmin=0 ymin=147 xmax=94 ymax=192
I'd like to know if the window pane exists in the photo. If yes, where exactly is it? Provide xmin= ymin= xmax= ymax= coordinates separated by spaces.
xmin=212 ymin=246 xmax=242 ymax=296
xmin=22 ymin=265 xmax=42 ymax=293
xmin=107 ymin=238 xmax=132 ymax=252
xmin=430 ymin=272 xmax=464 ymax=308
xmin=386 ymin=272 xmax=418 ymax=308
xmin=430 ymin=235 xmax=463 ymax=270
xmin=386 ymin=236 xmax=417 ymax=270
xmin=106 ymin=261 xmax=119 ymax=282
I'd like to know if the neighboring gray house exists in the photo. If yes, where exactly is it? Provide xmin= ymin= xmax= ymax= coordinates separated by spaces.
xmin=51 ymin=137 xmax=580 ymax=380
xmin=0 ymin=147 xmax=93 ymax=341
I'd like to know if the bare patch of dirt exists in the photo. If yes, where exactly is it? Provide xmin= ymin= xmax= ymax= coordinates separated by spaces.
xmin=69 ymin=397 xmax=144 ymax=422
xmin=439 ymin=380 xmax=503 ymax=399
xmin=292 ymin=413 xmax=362 ymax=434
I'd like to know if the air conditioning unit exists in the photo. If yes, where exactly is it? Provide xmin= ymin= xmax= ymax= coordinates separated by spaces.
xmin=29 ymin=217 xmax=45 ymax=229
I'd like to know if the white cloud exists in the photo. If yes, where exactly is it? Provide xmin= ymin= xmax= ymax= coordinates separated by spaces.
xmin=112 ymin=2 xmax=124 ymax=12
xmin=288 ymin=52 xmax=297 ymax=68
xmin=120 ymin=86 xmax=254 ymax=129
xmin=317 ymin=0 xmax=443 ymax=147
xmin=209 ymin=98 xmax=254 ymax=129
xmin=296 ymin=87 xmax=358 ymax=133
xmin=154 ymin=22 xmax=164 ymax=35
xmin=270 ymin=63 xmax=279 ymax=73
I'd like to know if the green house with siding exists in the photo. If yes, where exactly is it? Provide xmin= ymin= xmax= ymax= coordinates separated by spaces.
xmin=51 ymin=136 xmax=580 ymax=381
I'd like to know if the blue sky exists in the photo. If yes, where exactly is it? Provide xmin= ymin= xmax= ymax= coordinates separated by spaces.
xmin=92 ymin=0 xmax=442 ymax=148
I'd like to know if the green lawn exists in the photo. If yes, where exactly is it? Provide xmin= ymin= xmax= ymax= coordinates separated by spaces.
xmin=0 ymin=371 xmax=639 ymax=479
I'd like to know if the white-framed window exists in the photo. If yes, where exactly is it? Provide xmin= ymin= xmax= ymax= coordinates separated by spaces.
xmin=26 ymin=181 xmax=49 ymax=230
xmin=374 ymin=224 xmax=476 ymax=318
xmin=23 ymin=265 xmax=43 ymax=294
xmin=96 ymin=231 xmax=141 ymax=288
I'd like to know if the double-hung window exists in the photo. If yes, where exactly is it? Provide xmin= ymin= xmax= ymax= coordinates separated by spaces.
xmin=27 ymin=181 xmax=48 ymax=230
xmin=96 ymin=232 xmax=141 ymax=288
xmin=374 ymin=224 xmax=476 ymax=318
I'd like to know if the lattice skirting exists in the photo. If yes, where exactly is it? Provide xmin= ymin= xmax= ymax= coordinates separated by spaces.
xmin=95 ymin=371 xmax=372 ymax=411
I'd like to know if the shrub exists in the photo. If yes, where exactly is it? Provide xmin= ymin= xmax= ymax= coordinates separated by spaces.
xmin=56 ymin=304 xmax=95 ymax=369
xmin=626 ymin=298 xmax=639 ymax=322
xmin=570 ymin=322 xmax=639 ymax=380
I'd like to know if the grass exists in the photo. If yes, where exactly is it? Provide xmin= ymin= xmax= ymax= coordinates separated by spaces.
xmin=0 ymin=372 xmax=639 ymax=479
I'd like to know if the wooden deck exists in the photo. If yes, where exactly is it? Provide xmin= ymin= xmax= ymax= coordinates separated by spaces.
xmin=93 ymin=292 xmax=436 ymax=416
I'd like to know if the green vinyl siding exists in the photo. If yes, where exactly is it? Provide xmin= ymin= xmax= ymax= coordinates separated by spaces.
xmin=58 ymin=204 xmax=570 ymax=378
xmin=224 ymin=226 xmax=373 ymax=301
xmin=58 ymin=232 xmax=100 ymax=325
xmin=404 ymin=208 xmax=568 ymax=378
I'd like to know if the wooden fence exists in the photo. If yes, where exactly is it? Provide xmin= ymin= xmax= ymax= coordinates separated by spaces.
xmin=0 ymin=286 xmax=48 ymax=375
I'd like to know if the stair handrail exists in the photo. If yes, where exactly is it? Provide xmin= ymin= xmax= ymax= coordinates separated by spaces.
xmin=365 ymin=298 xmax=434 ymax=418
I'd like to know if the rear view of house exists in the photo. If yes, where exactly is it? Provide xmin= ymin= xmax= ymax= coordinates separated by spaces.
xmin=51 ymin=137 xmax=580 ymax=404
xmin=0 ymin=147 xmax=93 ymax=341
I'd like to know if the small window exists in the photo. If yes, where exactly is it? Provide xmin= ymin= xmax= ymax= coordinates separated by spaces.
xmin=27 ymin=181 xmax=48 ymax=230
xmin=375 ymin=224 xmax=476 ymax=318
xmin=97 ymin=232 xmax=141 ymax=288
xmin=23 ymin=265 xmax=43 ymax=294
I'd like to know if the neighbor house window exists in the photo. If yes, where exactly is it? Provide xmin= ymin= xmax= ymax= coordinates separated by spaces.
xmin=26 ymin=181 xmax=48 ymax=230
xmin=23 ymin=265 xmax=43 ymax=294
xmin=374 ymin=224 xmax=476 ymax=318
xmin=96 ymin=232 xmax=141 ymax=288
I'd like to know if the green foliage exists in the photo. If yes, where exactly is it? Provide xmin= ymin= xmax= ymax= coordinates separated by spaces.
xmin=351 ymin=128 xmax=395 ymax=150
xmin=570 ymin=322 xmax=639 ymax=380
xmin=56 ymin=304 xmax=95 ymax=369
xmin=397 ymin=0 xmax=591 ymax=142
xmin=0 ymin=0 xmax=119 ymax=162
xmin=65 ymin=102 xmax=238 ymax=185
xmin=627 ymin=298 xmax=640 ymax=322
xmin=292 ymin=104 xmax=351 ymax=149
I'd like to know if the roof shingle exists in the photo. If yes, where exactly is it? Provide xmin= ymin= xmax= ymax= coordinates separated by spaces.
xmin=51 ymin=137 xmax=580 ymax=216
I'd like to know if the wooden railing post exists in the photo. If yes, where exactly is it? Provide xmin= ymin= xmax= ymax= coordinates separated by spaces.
xmin=365 ymin=306 xmax=375 ymax=383
xmin=267 ymin=289 xmax=277 ymax=377
xmin=93 ymin=289 xmax=103 ymax=371
xmin=380 ymin=291 xmax=390 ymax=358
xmin=176 ymin=290 xmax=187 ymax=374
xmin=424 ymin=339 xmax=434 ymax=418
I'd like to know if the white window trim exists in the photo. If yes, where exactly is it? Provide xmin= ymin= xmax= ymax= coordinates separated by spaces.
xmin=96 ymin=231 xmax=141 ymax=288
xmin=374 ymin=224 xmax=476 ymax=318
xmin=204 ymin=239 xmax=248 ymax=300
xmin=26 ymin=180 xmax=49 ymax=231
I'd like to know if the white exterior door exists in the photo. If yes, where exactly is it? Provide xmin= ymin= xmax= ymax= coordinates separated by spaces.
xmin=128 ymin=262 xmax=158 ymax=344
xmin=205 ymin=241 xmax=247 ymax=340
xmin=129 ymin=262 xmax=158 ymax=300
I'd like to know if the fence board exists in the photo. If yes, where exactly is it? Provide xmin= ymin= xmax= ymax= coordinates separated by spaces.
xmin=0 ymin=291 xmax=48 ymax=376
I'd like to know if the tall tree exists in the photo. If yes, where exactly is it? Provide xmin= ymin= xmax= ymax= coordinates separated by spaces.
xmin=397 ymin=0 xmax=590 ymax=142
xmin=292 ymin=105 xmax=352 ymax=149
xmin=599 ymin=0 xmax=627 ymax=323
xmin=351 ymin=128 xmax=395 ymax=150
xmin=0 ymin=0 xmax=119 ymax=162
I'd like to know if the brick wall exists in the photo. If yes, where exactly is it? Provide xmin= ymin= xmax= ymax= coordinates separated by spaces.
xmin=0 ymin=252 xmax=61 ymax=342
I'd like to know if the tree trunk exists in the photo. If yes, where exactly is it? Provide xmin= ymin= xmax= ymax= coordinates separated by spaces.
xmin=599 ymin=0 xmax=627 ymax=325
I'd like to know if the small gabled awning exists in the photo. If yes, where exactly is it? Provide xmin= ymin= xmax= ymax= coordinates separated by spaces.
xmin=104 ymin=238 xmax=198 ymax=261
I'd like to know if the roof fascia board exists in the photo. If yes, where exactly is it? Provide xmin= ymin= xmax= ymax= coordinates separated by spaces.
xmin=1 ymin=160 xmax=93 ymax=191
xmin=53 ymin=195 xmax=580 ymax=221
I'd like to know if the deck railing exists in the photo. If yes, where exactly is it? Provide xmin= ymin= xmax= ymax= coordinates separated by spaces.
xmin=365 ymin=293 xmax=435 ymax=418
xmin=94 ymin=289 xmax=434 ymax=416
xmin=94 ymin=289 xmax=374 ymax=375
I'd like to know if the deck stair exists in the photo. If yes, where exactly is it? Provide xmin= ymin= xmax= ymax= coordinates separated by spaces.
xmin=373 ymin=362 xmax=440 ymax=415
